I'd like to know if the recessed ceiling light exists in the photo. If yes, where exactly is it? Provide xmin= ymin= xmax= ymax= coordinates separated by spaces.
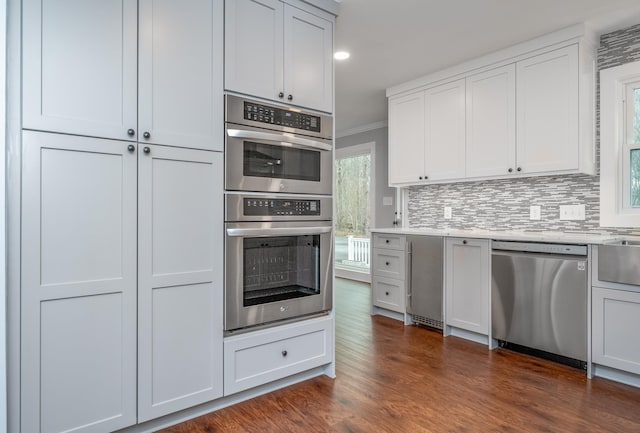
xmin=334 ymin=51 xmax=350 ymax=60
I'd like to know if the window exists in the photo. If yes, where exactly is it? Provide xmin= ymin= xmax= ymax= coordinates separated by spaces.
xmin=600 ymin=61 xmax=640 ymax=227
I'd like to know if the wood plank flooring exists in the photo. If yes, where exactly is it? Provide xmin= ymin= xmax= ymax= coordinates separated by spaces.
xmin=160 ymin=278 xmax=640 ymax=432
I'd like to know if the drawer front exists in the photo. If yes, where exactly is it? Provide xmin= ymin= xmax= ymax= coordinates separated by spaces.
xmin=373 ymin=233 xmax=406 ymax=251
xmin=223 ymin=316 xmax=333 ymax=395
xmin=372 ymin=276 xmax=405 ymax=313
xmin=372 ymin=249 xmax=405 ymax=280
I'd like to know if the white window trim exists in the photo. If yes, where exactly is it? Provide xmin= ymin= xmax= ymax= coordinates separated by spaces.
xmin=600 ymin=61 xmax=640 ymax=227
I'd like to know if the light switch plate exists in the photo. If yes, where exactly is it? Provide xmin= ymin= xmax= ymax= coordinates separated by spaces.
xmin=559 ymin=204 xmax=586 ymax=220
xmin=530 ymin=205 xmax=541 ymax=220
xmin=444 ymin=207 xmax=452 ymax=219
xmin=382 ymin=196 xmax=393 ymax=206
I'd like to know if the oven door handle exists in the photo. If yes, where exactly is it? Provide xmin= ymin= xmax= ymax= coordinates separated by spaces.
xmin=226 ymin=226 xmax=332 ymax=237
xmin=226 ymin=128 xmax=333 ymax=152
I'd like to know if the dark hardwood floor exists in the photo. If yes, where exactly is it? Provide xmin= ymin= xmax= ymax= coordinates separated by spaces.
xmin=160 ymin=278 xmax=640 ymax=432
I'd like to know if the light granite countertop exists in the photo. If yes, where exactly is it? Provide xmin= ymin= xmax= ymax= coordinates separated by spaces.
xmin=369 ymin=227 xmax=638 ymax=245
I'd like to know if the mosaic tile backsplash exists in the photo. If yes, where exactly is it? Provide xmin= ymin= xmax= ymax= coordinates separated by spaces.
xmin=408 ymin=24 xmax=640 ymax=236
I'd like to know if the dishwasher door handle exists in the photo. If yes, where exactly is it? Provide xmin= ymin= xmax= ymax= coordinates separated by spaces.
xmin=406 ymin=247 xmax=413 ymax=312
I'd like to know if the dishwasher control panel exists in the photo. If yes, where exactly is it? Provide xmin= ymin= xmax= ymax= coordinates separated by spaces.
xmin=492 ymin=241 xmax=587 ymax=256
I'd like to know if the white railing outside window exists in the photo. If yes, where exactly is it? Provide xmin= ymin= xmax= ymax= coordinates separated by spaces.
xmin=346 ymin=236 xmax=370 ymax=267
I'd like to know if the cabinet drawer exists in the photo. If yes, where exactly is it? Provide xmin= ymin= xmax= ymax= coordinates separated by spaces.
xmin=372 ymin=276 xmax=405 ymax=313
xmin=223 ymin=316 xmax=333 ymax=396
xmin=593 ymin=287 xmax=640 ymax=375
xmin=373 ymin=233 xmax=406 ymax=251
xmin=372 ymin=249 xmax=405 ymax=280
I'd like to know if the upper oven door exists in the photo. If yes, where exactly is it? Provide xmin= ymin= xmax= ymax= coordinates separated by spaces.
xmin=225 ymin=125 xmax=333 ymax=195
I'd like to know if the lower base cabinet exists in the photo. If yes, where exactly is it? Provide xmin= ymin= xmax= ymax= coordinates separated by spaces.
xmin=592 ymin=287 xmax=640 ymax=375
xmin=223 ymin=316 xmax=333 ymax=396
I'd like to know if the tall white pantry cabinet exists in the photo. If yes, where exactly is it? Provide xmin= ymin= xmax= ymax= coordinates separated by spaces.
xmin=20 ymin=0 xmax=224 ymax=431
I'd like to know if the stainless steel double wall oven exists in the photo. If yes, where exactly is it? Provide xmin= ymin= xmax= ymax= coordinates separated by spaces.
xmin=224 ymin=95 xmax=333 ymax=332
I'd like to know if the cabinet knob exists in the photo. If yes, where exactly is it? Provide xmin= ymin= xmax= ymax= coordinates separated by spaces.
xmin=462 ymin=240 xmax=467 ymax=245
xmin=143 ymin=146 xmax=151 ymax=154
xmin=385 ymin=291 xmax=389 ymax=296
xmin=278 ymin=92 xmax=284 ymax=98
xmin=508 ymin=168 xmax=513 ymax=173
xmin=517 ymin=167 xmax=522 ymax=172
xmin=281 ymin=350 xmax=288 ymax=357
xmin=143 ymin=131 xmax=151 ymax=139
xmin=385 ymin=239 xmax=390 ymax=244
xmin=127 ymin=128 xmax=135 ymax=137
xmin=127 ymin=144 xmax=135 ymax=152
xmin=385 ymin=261 xmax=390 ymax=266
xmin=419 ymin=176 xmax=423 ymax=180
xmin=287 ymin=94 xmax=293 ymax=101
xmin=424 ymin=175 xmax=429 ymax=180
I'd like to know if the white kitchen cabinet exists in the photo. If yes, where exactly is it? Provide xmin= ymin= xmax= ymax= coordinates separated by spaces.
xmin=22 ymin=0 xmax=138 ymax=141
xmin=388 ymin=92 xmax=426 ymax=185
xmin=224 ymin=315 xmax=333 ymax=395
xmin=138 ymin=0 xmax=223 ymax=151
xmin=466 ymin=65 xmax=516 ymax=178
xmin=592 ymin=287 xmax=640 ymax=375
xmin=371 ymin=233 xmax=407 ymax=316
xmin=445 ymin=238 xmax=490 ymax=336
xmin=137 ymin=145 xmax=224 ymax=421
xmin=387 ymin=29 xmax=595 ymax=186
xmin=516 ymin=45 xmax=579 ymax=174
xmin=425 ymin=79 xmax=466 ymax=181
xmin=388 ymin=79 xmax=465 ymax=185
xmin=23 ymin=0 xmax=223 ymax=150
xmin=225 ymin=0 xmax=333 ymax=113
xmin=21 ymin=130 xmax=138 ymax=433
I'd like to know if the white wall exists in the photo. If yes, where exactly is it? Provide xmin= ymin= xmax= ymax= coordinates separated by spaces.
xmin=1 ymin=0 xmax=8 ymax=430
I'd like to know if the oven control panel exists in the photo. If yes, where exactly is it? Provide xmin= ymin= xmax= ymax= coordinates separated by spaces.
xmin=244 ymin=101 xmax=321 ymax=132
xmin=244 ymin=198 xmax=321 ymax=216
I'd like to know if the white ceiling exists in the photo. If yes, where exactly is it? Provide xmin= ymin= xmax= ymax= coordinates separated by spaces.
xmin=334 ymin=0 xmax=640 ymax=135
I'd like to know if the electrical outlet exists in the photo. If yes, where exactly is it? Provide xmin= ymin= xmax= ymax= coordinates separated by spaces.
xmin=444 ymin=207 xmax=452 ymax=219
xmin=559 ymin=204 xmax=586 ymax=221
xmin=530 ymin=205 xmax=541 ymax=220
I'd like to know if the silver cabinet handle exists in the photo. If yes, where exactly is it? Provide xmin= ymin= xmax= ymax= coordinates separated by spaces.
xmin=226 ymin=226 xmax=332 ymax=237
xmin=227 ymin=128 xmax=332 ymax=152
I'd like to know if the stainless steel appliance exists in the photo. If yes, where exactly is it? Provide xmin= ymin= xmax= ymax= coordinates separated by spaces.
xmin=224 ymin=194 xmax=333 ymax=332
xmin=598 ymin=240 xmax=640 ymax=286
xmin=492 ymin=241 xmax=588 ymax=364
xmin=225 ymin=95 xmax=333 ymax=195
xmin=406 ymin=236 xmax=444 ymax=329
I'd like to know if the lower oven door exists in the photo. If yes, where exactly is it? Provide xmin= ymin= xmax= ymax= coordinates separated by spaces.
xmin=225 ymin=220 xmax=333 ymax=331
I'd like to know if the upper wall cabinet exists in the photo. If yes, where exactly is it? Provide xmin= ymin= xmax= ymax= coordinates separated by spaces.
xmin=388 ymin=80 xmax=465 ymax=185
xmin=516 ymin=46 xmax=579 ymax=174
xmin=225 ymin=0 xmax=333 ymax=113
xmin=386 ymin=26 xmax=595 ymax=187
xmin=23 ymin=0 xmax=223 ymax=151
xmin=466 ymin=64 xmax=516 ymax=178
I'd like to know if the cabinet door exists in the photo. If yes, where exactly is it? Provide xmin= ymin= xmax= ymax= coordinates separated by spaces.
xmin=388 ymin=92 xmax=426 ymax=185
xmin=139 ymin=0 xmax=223 ymax=151
xmin=445 ymin=238 xmax=490 ymax=335
xmin=593 ymin=287 xmax=640 ymax=375
xmin=23 ymin=0 xmax=137 ymax=141
xmin=138 ymin=145 xmax=223 ymax=421
xmin=516 ymin=45 xmax=579 ymax=174
xmin=466 ymin=65 xmax=516 ymax=178
xmin=225 ymin=0 xmax=283 ymax=102
xmin=284 ymin=5 xmax=333 ymax=113
xmin=21 ymin=131 xmax=137 ymax=433
xmin=425 ymin=79 xmax=466 ymax=180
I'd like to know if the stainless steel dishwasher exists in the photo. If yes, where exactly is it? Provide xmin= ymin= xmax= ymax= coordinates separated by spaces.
xmin=406 ymin=236 xmax=444 ymax=329
xmin=491 ymin=241 xmax=588 ymax=365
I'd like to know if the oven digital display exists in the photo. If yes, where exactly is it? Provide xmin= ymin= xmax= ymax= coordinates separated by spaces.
xmin=243 ymin=198 xmax=321 ymax=216
xmin=244 ymin=102 xmax=321 ymax=132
